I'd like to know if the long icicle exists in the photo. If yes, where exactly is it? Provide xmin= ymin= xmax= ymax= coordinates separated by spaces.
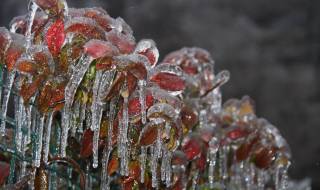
xmin=140 ymin=146 xmax=147 ymax=184
xmin=61 ymin=55 xmax=93 ymax=157
xmin=101 ymin=97 xmax=117 ymax=190
xmin=15 ymin=96 xmax=25 ymax=152
xmin=25 ymin=1 xmax=38 ymax=50
xmin=138 ymin=80 xmax=147 ymax=124
xmin=119 ymin=77 xmax=129 ymax=176
xmin=0 ymin=71 xmax=15 ymax=136
xmin=151 ymin=145 xmax=158 ymax=189
xmin=91 ymin=71 xmax=103 ymax=168
xmin=34 ymin=116 xmax=45 ymax=168
xmin=43 ymin=111 xmax=54 ymax=163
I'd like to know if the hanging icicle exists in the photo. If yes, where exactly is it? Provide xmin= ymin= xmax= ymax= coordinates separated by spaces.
xmin=0 ymin=71 xmax=15 ymax=136
xmin=43 ymin=111 xmax=54 ymax=163
xmin=34 ymin=116 xmax=45 ymax=168
xmin=138 ymin=80 xmax=147 ymax=124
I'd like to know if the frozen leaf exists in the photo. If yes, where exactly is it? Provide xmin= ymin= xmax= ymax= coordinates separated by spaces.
xmin=128 ymin=93 xmax=154 ymax=117
xmin=80 ymin=129 xmax=103 ymax=158
xmin=84 ymin=39 xmax=119 ymax=59
xmin=181 ymin=106 xmax=198 ymax=131
xmin=46 ymin=19 xmax=65 ymax=56
xmin=181 ymin=134 xmax=202 ymax=160
xmin=107 ymin=154 xmax=119 ymax=176
xmin=123 ymin=161 xmax=141 ymax=184
xmin=139 ymin=123 xmax=159 ymax=146
xmin=254 ymin=146 xmax=275 ymax=169
xmin=226 ymin=127 xmax=250 ymax=141
xmin=135 ymin=39 xmax=159 ymax=66
xmin=150 ymin=72 xmax=185 ymax=94
xmin=65 ymin=17 xmax=106 ymax=40
xmin=106 ymin=30 xmax=135 ymax=54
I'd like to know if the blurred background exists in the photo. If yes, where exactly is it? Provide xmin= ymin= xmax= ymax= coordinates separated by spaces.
xmin=1 ymin=0 xmax=319 ymax=188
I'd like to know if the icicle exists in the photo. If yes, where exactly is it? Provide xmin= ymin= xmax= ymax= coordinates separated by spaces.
xmin=20 ymin=135 xmax=28 ymax=179
xmin=62 ymin=0 xmax=69 ymax=17
xmin=70 ymin=102 xmax=80 ymax=137
xmin=208 ymin=137 xmax=219 ymax=187
xmin=138 ymin=80 xmax=147 ymax=124
xmin=0 ymin=71 xmax=15 ymax=136
xmin=165 ymin=152 xmax=172 ymax=187
xmin=164 ymin=122 xmax=171 ymax=140
xmin=100 ymin=98 xmax=117 ymax=190
xmin=61 ymin=55 xmax=93 ymax=156
xmin=78 ymin=103 xmax=86 ymax=134
xmin=100 ymin=147 xmax=112 ymax=190
xmin=245 ymin=162 xmax=255 ymax=189
xmin=15 ymin=97 xmax=25 ymax=152
xmin=191 ymin=170 xmax=199 ymax=190
xmin=91 ymin=70 xmax=103 ymax=131
xmin=34 ymin=116 xmax=45 ymax=168
xmin=218 ymin=146 xmax=228 ymax=181
xmin=25 ymin=1 xmax=39 ymax=49
xmin=256 ymin=169 xmax=265 ymax=190
xmin=85 ymin=163 xmax=92 ymax=190
xmin=140 ymin=146 xmax=147 ymax=183
xmin=151 ymin=146 xmax=158 ymax=189
xmin=19 ymin=104 xmax=29 ymax=179
xmin=43 ymin=112 xmax=54 ymax=163
xmin=119 ymin=78 xmax=129 ymax=176
xmin=92 ymin=123 xmax=101 ymax=168
xmin=279 ymin=167 xmax=289 ymax=190
xmin=161 ymin=150 xmax=167 ymax=182
xmin=91 ymin=71 xmax=103 ymax=168
xmin=25 ymin=106 xmax=33 ymax=143
xmin=60 ymin=108 xmax=69 ymax=157
xmin=161 ymin=149 xmax=172 ymax=187
xmin=155 ymin=128 xmax=162 ymax=158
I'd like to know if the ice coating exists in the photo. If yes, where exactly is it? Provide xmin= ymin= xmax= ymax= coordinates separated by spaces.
xmin=0 ymin=0 xmax=296 ymax=189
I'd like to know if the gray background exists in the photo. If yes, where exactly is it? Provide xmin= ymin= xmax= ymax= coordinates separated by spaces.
xmin=1 ymin=0 xmax=319 ymax=188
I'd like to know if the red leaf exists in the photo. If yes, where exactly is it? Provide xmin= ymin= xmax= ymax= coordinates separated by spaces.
xmin=226 ymin=127 xmax=249 ymax=141
xmin=150 ymin=72 xmax=185 ymax=92
xmin=139 ymin=125 xmax=158 ymax=146
xmin=5 ymin=47 xmax=23 ymax=72
xmin=182 ymin=135 xmax=202 ymax=161
xmin=17 ymin=60 xmax=37 ymax=75
xmin=128 ymin=94 xmax=154 ymax=116
xmin=46 ymin=19 xmax=65 ymax=56
xmin=123 ymin=161 xmax=141 ymax=184
xmin=80 ymin=129 xmax=103 ymax=158
xmin=139 ymin=49 xmax=156 ymax=66
xmin=84 ymin=40 xmax=118 ymax=59
xmin=66 ymin=22 xmax=105 ymax=40
xmin=196 ymin=153 xmax=206 ymax=171
xmin=254 ymin=147 xmax=275 ymax=169
xmin=0 ymin=161 xmax=10 ymax=186
xmin=106 ymin=31 xmax=135 ymax=54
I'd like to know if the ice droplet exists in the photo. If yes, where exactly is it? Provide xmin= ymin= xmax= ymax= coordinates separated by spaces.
xmin=0 ymin=71 xmax=16 ymax=136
